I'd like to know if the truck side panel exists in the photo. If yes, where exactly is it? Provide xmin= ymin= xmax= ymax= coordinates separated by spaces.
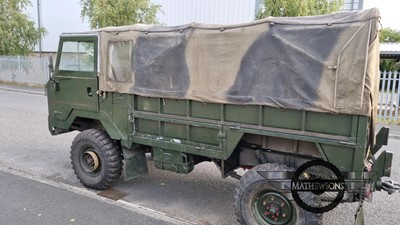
xmin=108 ymin=93 xmax=367 ymax=172
xmin=49 ymin=89 xmax=368 ymax=174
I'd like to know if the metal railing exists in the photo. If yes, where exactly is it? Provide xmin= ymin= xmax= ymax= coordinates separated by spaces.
xmin=379 ymin=71 xmax=400 ymax=121
xmin=0 ymin=56 xmax=49 ymax=85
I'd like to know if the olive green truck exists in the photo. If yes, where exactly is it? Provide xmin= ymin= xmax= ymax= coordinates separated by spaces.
xmin=47 ymin=8 xmax=398 ymax=225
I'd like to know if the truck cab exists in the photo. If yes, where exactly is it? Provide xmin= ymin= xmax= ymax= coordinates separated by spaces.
xmin=47 ymin=35 xmax=99 ymax=134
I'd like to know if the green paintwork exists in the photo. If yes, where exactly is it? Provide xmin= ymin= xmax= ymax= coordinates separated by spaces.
xmin=153 ymin=147 xmax=194 ymax=173
xmin=47 ymin=35 xmax=391 ymax=186
xmin=253 ymin=191 xmax=294 ymax=225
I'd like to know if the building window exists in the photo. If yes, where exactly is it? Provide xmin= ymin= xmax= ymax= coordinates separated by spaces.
xmin=343 ymin=0 xmax=364 ymax=11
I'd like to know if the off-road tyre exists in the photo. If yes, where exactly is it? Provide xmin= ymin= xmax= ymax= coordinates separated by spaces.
xmin=71 ymin=129 xmax=123 ymax=190
xmin=234 ymin=163 xmax=322 ymax=225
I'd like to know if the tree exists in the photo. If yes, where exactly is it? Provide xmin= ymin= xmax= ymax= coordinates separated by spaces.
xmin=379 ymin=28 xmax=400 ymax=72
xmin=380 ymin=28 xmax=400 ymax=43
xmin=80 ymin=0 xmax=160 ymax=29
xmin=0 ymin=0 xmax=46 ymax=55
xmin=256 ymin=0 xmax=343 ymax=19
xmin=380 ymin=59 xmax=399 ymax=72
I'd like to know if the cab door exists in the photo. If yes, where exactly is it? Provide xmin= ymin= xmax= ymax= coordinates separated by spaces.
xmin=49 ymin=36 xmax=98 ymax=122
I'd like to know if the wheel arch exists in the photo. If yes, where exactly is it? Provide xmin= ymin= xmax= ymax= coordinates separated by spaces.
xmin=52 ymin=109 xmax=127 ymax=142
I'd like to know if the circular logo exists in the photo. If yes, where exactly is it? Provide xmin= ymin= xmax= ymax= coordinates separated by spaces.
xmin=291 ymin=160 xmax=345 ymax=213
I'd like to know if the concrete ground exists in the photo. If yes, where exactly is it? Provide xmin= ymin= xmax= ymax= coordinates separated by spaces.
xmin=0 ymin=169 xmax=179 ymax=225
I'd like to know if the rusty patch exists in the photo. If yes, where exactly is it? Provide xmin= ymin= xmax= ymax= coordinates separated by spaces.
xmin=97 ymin=188 xmax=128 ymax=201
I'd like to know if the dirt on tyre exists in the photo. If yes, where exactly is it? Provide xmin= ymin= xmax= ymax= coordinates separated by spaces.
xmin=234 ymin=163 xmax=322 ymax=225
xmin=71 ymin=129 xmax=123 ymax=190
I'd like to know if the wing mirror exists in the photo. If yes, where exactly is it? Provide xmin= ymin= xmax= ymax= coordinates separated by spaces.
xmin=48 ymin=55 xmax=54 ymax=78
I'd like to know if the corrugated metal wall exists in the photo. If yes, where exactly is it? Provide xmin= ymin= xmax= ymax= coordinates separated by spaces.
xmin=25 ymin=0 xmax=358 ymax=52
xmin=27 ymin=0 xmax=258 ymax=52
xmin=27 ymin=0 xmax=90 ymax=52
xmin=152 ymin=0 xmax=257 ymax=25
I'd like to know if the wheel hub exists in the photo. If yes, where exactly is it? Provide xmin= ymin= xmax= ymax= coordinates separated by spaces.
xmin=81 ymin=150 xmax=100 ymax=173
xmin=254 ymin=192 xmax=293 ymax=225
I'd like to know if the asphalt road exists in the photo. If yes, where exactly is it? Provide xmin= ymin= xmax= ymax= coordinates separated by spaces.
xmin=0 ymin=89 xmax=399 ymax=225
xmin=0 ymin=169 xmax=173 ymax=225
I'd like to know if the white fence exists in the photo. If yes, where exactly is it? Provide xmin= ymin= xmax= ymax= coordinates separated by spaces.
xmin=379 ymin=71 xmax=400 ymax=121
xmin=0 ymin=56 xmax=49 ymax=85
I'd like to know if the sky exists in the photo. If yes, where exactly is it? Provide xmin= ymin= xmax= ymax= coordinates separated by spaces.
xmin=365 ymin=0 xmax=400 ymax=30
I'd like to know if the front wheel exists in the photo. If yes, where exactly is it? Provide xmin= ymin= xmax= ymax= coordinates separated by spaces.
xmin=71 ymin=129 xmax=123 ymax=190
xmin=234 ymin=163 xmax=322 ymax=225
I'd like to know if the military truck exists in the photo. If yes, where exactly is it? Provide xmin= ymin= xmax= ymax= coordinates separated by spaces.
xmin=47 ymin=8 xmax=398 ymax=225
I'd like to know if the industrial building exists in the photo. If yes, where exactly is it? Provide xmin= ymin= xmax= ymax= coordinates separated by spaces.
xmin=26 ymin=0 xmax=365 ymax=52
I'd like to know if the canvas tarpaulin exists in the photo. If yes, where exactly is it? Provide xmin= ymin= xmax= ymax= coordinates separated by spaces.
xmin=97 ymin=8 xmax=380 ymax=117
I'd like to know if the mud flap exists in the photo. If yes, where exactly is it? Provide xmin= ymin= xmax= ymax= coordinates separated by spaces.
xmin=122 ymin=147 xmax=148 ymax=180
xmin=371 ymin=127 xmax=389 ymax=155
xmin=372 ymin=150 xmax=393 ymax=179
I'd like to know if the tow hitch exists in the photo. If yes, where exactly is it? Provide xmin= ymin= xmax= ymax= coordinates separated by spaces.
xmin=377 ymin=179 xmax=400 ymax=194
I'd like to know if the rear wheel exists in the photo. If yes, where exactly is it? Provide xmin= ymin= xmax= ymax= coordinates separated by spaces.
xmin=234 ymin=163 xmax=322 ymax=225
xmin=71 ymin=129 xmax=123 ymax=190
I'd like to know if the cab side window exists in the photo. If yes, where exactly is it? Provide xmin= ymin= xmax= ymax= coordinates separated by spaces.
xmin=59 ymin=41 xmax=94 ymax=72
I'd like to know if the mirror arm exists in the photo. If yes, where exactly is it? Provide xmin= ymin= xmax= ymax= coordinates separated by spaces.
xmin=48 ymin=55 xmax=54 ymax=80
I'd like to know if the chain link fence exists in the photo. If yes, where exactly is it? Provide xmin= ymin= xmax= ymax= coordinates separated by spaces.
xmin=0 ymin=56 xmax=49 ymax=86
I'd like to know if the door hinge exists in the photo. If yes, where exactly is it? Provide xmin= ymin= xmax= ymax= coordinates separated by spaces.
xmin=217 ymin=131 xmax=226 ymax=138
